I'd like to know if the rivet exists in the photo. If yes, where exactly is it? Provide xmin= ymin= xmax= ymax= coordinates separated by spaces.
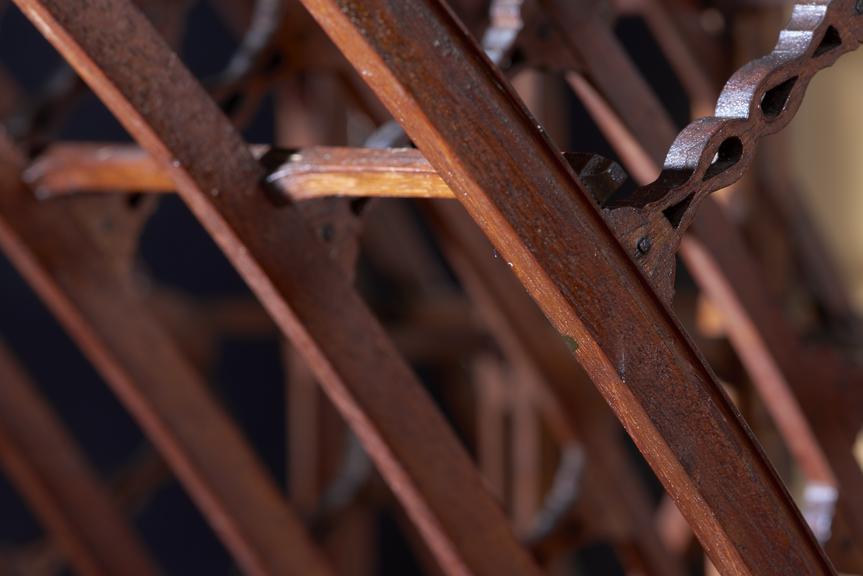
xmin=637 ymin=236 xmax=652 ymax=255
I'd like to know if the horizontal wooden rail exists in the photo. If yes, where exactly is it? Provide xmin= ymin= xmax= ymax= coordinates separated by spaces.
xmin=25 ymin=143 xmax=448 ymax=199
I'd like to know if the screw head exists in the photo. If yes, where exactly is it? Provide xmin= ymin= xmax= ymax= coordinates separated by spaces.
xmin=856 ymin=0 xmax=863 ymax=14
xmin=320 ymin=224 xmax=335 ymax=242
xmin=637 ymin=236 xmax=652 ymax=255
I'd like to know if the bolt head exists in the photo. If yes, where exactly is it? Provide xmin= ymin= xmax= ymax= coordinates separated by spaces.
xmin=637 ymin=236 xmax=652 ymax=255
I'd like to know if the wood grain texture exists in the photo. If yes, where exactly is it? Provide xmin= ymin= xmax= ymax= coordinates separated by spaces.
xmin=26 ymin=143 xmax=452 ymax=200
xmin=296 ymin=0 xmax=834 ymax=573
xmin=426 ymin=200 xmax=686 ymax=576
xmin=0 ymin=136 xmax=332 ymax=576
xmin=558 ymin=3 xmax=863 ymax=560
xmin=10 ymin=1 xmax=540 ymax=574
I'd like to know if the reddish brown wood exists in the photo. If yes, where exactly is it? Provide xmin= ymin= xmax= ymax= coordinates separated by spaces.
xmin=46 ymin=133 xmax=862 ymax=565
xmin=0 ymin=344 xmax=159 ymax=576
xmin=0 ymin=137 xmax=332 ymax=576
xmin=24 ymin=143 xmax=184 ymax=196
xmin=295 ymin=0 xmax=832 ymax=573
xmin=10 ymin=2 xmax=540 ymax=574
xmin=633 ymin=0 xmax=716 ymax=116
xmin=686 ymin=205 xmax=863 ymax=547
xmin=498 ymin=0 xmax=863 ymax=306
xmin=44 ymin=137 xmax=863 ymax=531
xmin=426 ymin=201 xmax=687 ymax=576
xmin=25 ymin=143 xmax=451 ymax=200
xmin=27 ymin=136 xmax=853 ymax=572
xmin=473 ymin=355 xmax=509 ymax=502
xmin=554 ymin=5 xmax=863 ymax=555
xmin=539 ymin=0 xmax=677 ymax=166
xmin=7 ymin=0 xmax=863 ymax=572
xmin=561 ymin=38 xmax=840 ymax=486
xmin=584 ymin=0 xmax=863 ymax=300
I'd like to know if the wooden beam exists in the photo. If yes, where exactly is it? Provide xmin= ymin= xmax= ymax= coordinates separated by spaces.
xmin=10 ymin=2 xmax=539 ymax=574
xmin=0 ymin=344 xmax=159 ymax=576
xmin=294 ymin=0 xmax=833 ymax=573
xmin=0 ymin=137 xmax=332 ymax=576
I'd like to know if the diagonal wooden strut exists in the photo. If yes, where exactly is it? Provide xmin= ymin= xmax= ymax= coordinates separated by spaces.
xmin=295 ymin=0 xmax=834 ymax=574
xmin=554 ymin=5 xmax=863 ymax=556
xmin=425 ymin=200 xmax=686 ymax=576
xmin=40 ymin=135 xmax=863 ymax=565
xmin=0 ymin=136 xmax=333 ymax=576
xmin=0 ymin=343 xmax=159 ymax=576
xmin=9 ymin=1 xmax=540 ymax=574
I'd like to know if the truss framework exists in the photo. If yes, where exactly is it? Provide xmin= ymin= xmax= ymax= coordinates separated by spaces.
xmin=0 ymin=0 xmax=862 ymax=574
